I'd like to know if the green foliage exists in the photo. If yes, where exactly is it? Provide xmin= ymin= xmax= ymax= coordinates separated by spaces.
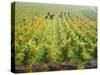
xmin=13 ymin=2 xmax=97 ymax=70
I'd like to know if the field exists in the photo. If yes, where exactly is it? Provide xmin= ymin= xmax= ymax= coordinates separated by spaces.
xmin=11 ymin=2 xmax=97 ymax=73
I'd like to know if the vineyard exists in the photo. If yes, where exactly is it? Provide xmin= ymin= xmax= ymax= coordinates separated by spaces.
xmin=12 ymin=2 xmax=97 ymax=73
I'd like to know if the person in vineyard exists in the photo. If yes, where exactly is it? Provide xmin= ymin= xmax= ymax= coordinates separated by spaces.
xmin=23 ymin=18 xmax=26 ymax=25
xmin=45 ymin=12 xmax=55 ymax=20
